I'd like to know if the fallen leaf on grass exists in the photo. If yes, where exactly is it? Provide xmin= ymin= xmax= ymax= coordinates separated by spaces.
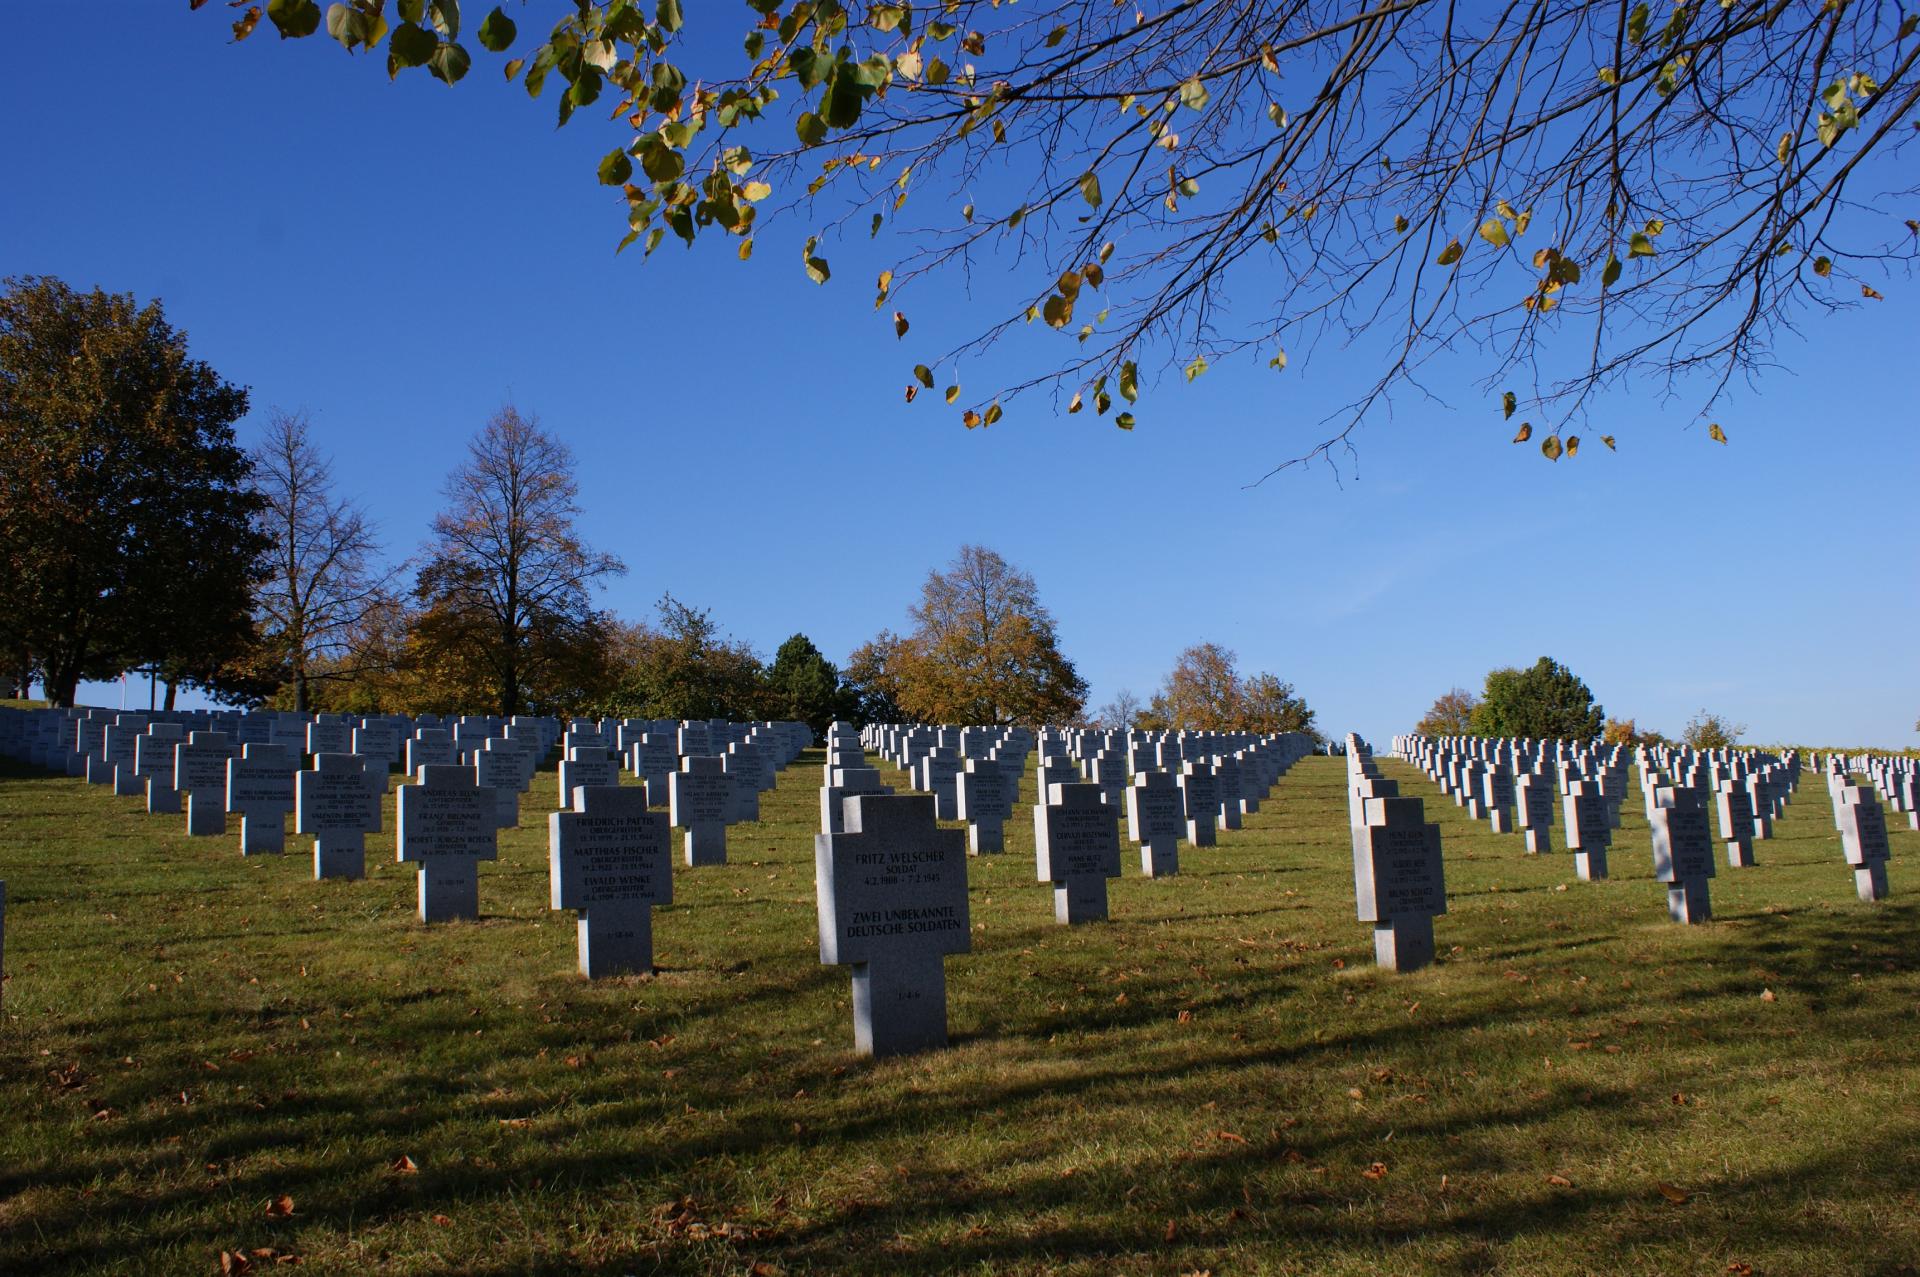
xmin=1760 ymin=988 xmax=1776 ymax=1003
xmin=1655 ymin=1181 xmax=1690 ymax=1204
xmin=263 ymin=1194 xmax=294 ymax=1219
xmin=1546 ymin=1174 xmax=1574 ymax=1188
xmin=390 ymin=1155 xmax=418 ymax=1175
xmin=1362 ymin=1162 xmax=1389 ymax=1180
xmin=1163 ymin=1219 xmax=1178 ymax=1242
xmin=1214 ymin=1130 xmax=1248 ymax=1144
xmin=431 ymin=1214 xmax=452 ymax=1227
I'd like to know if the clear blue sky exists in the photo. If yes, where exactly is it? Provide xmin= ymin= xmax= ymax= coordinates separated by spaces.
xmin=5 ymin=5 xmax=1915 ymax=747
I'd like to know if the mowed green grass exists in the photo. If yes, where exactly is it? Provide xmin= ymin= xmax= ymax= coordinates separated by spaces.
xmin=2 ymin=747 xmax=1918 ymax=1277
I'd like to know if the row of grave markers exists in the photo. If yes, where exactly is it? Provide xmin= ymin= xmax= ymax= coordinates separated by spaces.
xmin=813 ymin=721 xmax=1318 ymax=1052
xmin=1392 ymin=732 xmax=1901 ymax=911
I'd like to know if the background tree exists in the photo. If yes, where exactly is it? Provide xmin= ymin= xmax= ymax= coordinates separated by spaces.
xmin=1470 ymin=657 xmax=1604 ymax=740
xmin=1148 ymin=642 xmax=1245 ymax=731
xmin=1415 ymin=687 xmax=1482 ymax=737
xmin=1240 ymin=672 xmax=1319 ymax=738
xmin=766 ymin=632 xmax=849 ymax=738
xmin=1143 ymin=643 xmax=1318 ymax=735
xmin=415 ymin=405 xmax=625 ymax=717
xmin=222 ymin=3 xmax=1920 ymax=470
xmin=0 ymin=276 xmax=265 ymax=706
xmin=1090 ymin=689 xmax=1144 ymax=731
xmin=893 ymin=545 xmax=1087 ymax=724
xmin=1682 ymin=708 xmax=1747 ymax=750
xmin=248 ymin=409 xmax=403 ymax=711
xmin=842 ymin=630 xmax=908 ymax=726
xmin=606 ymin=595 xmax=770 ymax=722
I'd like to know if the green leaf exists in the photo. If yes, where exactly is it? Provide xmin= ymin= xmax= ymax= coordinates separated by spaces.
xmin=1541 ymin=434 xmax=1563 ymax=461
xmin=1627 ymin=2 xmax=1649 ymax=43
xmin=1184 ymin=355 xmax=1208 ymax=382
xmin=983 ymin=403 xmax=1003 ymax=426
xmin=1478 ymin=217 xmax=1509 ymax=249
xmin=1114 ymin=412 xmax=1136 ymax=430
xmin=398 ymin=0 xmax=425 ymax=21
xmin=1046 ymin=24 xmax=1068 ymax=47
xmin=914 ymin=365 xmax=935 ymax=389
xmin=796 ymin=112 xmax=828 ymax=146
xmin=427 ymin=0 xmax=458 ymax=39
xmin=1602 ymin=255 xmax=1622 ymax=287
xmin=656 ymin=0 xmax=683 ymax=34
xmin=325 ymin=3 xmax=369 ymax=49
xmin=476 ymin=6 xmax=514 ymax=51
xmin=1812 ymin=256 xmax=1832 ymax=278
xmin=1078 ymin=172 xmax=1102 ymax=209
xmin=267 ymin=0 xmax=321 ymax=39
xmin=1118 ymin=361 xmax=1138 ymax=403
xmin=1269 ymin=349 xmax=1287 ymax=372
xmin=802 ymin=236 xmax=830 ymax=284
xmin=1179 ymin=77 xmax=1210 ymax=112
xmin=1628 ymin=232 xmax=1655 ymax=258
xmin=598 ymin=148 xmax=633 ymax=186
xmin=1436 ymin=239 xmax=1464 ymax=266
xmin=1501 ymin=391 xmax=1516 ymax=419
xmin=428 ymin=38 xmax=470 ymax=83
xmin=388 ymin=21 xmax=436 ymax=67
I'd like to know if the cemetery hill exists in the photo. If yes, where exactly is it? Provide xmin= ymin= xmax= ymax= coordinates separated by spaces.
xmin=4 ymin=3 xmax=1920 ymax=1274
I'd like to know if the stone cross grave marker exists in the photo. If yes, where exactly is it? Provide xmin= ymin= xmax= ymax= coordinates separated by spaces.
xmin=297 ymin=753 xmax=383 ymax=880
xmin=670 ymin=755 xmax=732 ymax=867
xmin=1178 ymin=762 xmax=1219 ymax=848
xmin=176 ymin=732 xmax=236 ymax=836
xmin=406 ymin=729 xmax=455 ymax=776
xmin=137 ymin=725 xmax=186 ymax=814
xmin=396 ymin=764 xmax=499 ymax=922
xmin=550 ymin=785 xmax=673 ymax=977
xmin=630 ymin=733 xmax=677 ymax=806
xmin=1353 ymin=795 xmax=1447 ymax=972
xmin=821 ymin=764 xmax=892 ymax=836
xmin=1034 ymin=782 xmax=1123 ymax=924
xmin=474 ymin=745 xmax=523 ymax=829
xmin=556 ymin=748 xmax=622 ymax=810
xmin=1649 ymin=786 xmax=1716 ymax=923
xmin=1836 ymin=788 xmax=1891 ymax=901
xmin=815 ymin=793 xmax=970 ymax=1057
xmin=955 ymin=757 xmax=1013 ymax=854
xmin=1126 ymin=769 xmax=1184 ymax=877
xmin=1715 ymin=779 xmax=1758 ymax=867
xmin=227 ymin=744 xmax=296 ymax=855
xmin=1211 ymin=755 xmax=1244 ymax=832
xmin=307 ymin=720 xmax=352 ymax=756
xmin=1562 ymin=780 xmax=1611 ymax=880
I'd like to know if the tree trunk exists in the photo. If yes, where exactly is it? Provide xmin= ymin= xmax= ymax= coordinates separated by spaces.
xmin=163 ymin=680 xmax=178 ymax=712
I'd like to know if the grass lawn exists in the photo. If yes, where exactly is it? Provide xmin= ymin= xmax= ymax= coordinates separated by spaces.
xmin=2 ymin=746 xmax=1917 ymax=1275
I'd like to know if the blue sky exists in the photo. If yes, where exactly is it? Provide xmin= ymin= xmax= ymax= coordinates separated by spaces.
xmin=6 ymin=4 xmax=1915 ymax=747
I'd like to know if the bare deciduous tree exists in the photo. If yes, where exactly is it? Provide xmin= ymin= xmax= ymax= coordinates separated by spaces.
xmin=251 ymin=410 xmax=403 ymax=712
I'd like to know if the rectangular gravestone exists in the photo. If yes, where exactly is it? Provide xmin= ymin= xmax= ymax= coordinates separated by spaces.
xmin=137 ymin=725 xmax=186 ymax=814
xmin=227 ymin=744 xmax=295 ymax=855
xmin=297 ymin=752 xmax=383 ymax=880
xmin=396 ymin=765 xmax=499 ymax=922
xmin=670 ymin=755 xmax=732 ymax=867
xmin=406 ymin=729 xmax=455 ymax=776
xmin=722 ymin=746 xmax=763 ymax=823
xmin=1649 ymin=788 xmax=1716 ymax=923
xmin=550 ymin=785 xmax=673 ymax=977
xmin=1126 ymin=769 xmax=1184 ymax=877
xmin=1210 ymin=755 xmax=1244 ymax=831
xmin=1353 ymin=795 xmax=1447 ymax=972
xmin=307 ymin=721 xmax=352 ymax=756
xmin=815 ymin=793 xmax=970 ymax=1057
xmin=1034 ymin=782 xmax=1123 ymax=924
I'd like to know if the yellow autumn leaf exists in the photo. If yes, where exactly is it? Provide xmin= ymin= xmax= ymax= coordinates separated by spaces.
xmin=1436 ymin=239 xmax=1464 ymax=266
xmin=1512 ymin=422 xmax=1533 ymax=443
xmin=1479 ymin=218 xmax=1510 ymax=249
xmin=1708 ymin=422 xmax=1728 ymax=444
